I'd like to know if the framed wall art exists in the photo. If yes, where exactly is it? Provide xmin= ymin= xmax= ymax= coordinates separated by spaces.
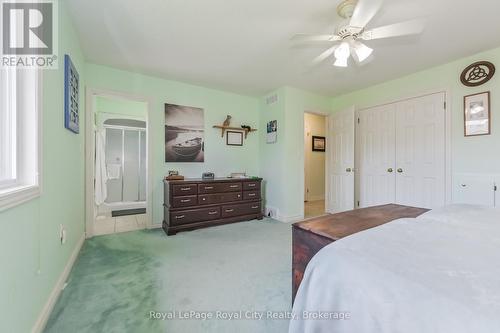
xmin=165 ymin=103 xmax=205 ymax=162
xmin=64 ymin=54 xmax=80 ymax=134
xmin=312 ymin=136 xmax=326 ymax=152
xmin=226 ymin=131 xmax=243 ymax=146
xmin=266 ymin=120 xmax=277 ymax=144
xmin=464 ymin=91 xmax=491 ymax=137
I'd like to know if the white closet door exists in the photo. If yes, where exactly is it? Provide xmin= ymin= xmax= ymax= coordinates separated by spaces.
xmin=327 ymin=107 xmax=355 ymax=213
xmin=395 ymin=93 xmax=446 ymax=209
xmin=358 ymin=104 xmax=396 ymax=208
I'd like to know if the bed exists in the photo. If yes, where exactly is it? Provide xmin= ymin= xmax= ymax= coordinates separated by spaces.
xmin=289 ymin=204 xmax=500 ymax=333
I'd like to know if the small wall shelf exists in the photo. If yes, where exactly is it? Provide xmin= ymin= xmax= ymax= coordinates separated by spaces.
xmin=212 ymin=125 xmax=257 ymax=139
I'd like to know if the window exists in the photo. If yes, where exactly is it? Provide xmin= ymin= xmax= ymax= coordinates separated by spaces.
xmin=0 ymin=68 xmax=41 ymax=211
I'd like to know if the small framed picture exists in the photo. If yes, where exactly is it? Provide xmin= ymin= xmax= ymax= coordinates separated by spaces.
xmin=312 ymin=136 xmax=326 ymax=152
xmin=226 ymin=131 xmax=243 ymax=146
xmin=464 ymin=92 xmax=491 ymax=137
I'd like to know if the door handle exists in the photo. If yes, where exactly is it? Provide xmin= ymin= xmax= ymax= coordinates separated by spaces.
xmin=346 ymin=168 xmax=352 ymax=173
xmin=397 ymin=168 xmax=403 ymax=173
xmin=387 ymin=168 xmax=393 ymax=173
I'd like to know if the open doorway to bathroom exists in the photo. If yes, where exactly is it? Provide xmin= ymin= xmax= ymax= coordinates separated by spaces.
xmin=304 ymin=112 xmax=327 ymax=219
xmin=90 ymin=94 xmax=149 ymax=236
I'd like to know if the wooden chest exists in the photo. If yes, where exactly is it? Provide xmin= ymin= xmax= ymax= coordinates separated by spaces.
xmin=292 ymin=204 xmax=429 ymax=302
xmin=163 ymin=178 xmax=263 ymax=235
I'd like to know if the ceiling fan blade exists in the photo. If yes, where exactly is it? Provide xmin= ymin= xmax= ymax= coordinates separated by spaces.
xmin=361 ymin=19 xmax=425 ymax=40
xmin=349 ymin=0 xmax=383 ymax=28
xmin=311 ymin=45 xmax=338 ymax=66
xmin=291 ymin=34 xmax=341 ymax=43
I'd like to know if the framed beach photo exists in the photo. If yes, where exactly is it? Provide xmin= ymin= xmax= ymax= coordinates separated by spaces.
xmin=226 ymin=131 xmax=243 ymax=146
xmin=464 ymin=92 xmax=491 ymax=137
xmin=165 ymin=103 xmax=205 ymax=162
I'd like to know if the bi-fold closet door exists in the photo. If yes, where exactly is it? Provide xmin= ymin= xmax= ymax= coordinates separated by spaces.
xmin=357 ymin=92 xmax=446 ymax=209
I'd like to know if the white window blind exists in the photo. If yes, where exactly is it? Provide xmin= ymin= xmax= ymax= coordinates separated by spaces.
xmin=0 ymin=69 xmax=17 ymax=188
xmin=0 ymin=68 xmax=41 ymax=211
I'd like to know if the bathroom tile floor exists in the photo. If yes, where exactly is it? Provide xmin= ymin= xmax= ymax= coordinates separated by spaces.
xmin=94 ymin=214 xmax=147 ymax=236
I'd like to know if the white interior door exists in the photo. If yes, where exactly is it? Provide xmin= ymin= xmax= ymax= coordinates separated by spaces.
xmin=327 ymin=107 xmax=355 ymax=213
xmin=358 ymin=104 xmax=396 ymax=208
xmin=395 ymin=93 xmax=446 ymax=209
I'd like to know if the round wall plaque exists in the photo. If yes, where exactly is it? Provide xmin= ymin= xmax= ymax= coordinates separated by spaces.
xmin=460 ymin=61 xmax=495 ymax=87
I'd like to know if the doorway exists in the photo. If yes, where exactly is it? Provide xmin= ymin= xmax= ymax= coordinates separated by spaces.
xmin=304 ymin=112 xmax=327 ymax=219
xmin=86 ymin=92 xmax=151 ymax=237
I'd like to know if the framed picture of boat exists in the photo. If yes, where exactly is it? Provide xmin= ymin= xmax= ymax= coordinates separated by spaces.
xmin=165 ymin=103 xmax=205 ymax=162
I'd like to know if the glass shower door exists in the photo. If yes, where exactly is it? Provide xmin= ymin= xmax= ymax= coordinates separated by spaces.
xmin=123 ymin=129 xmax=140 ymax=202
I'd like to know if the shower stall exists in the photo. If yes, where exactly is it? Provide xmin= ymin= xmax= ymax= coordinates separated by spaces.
xmin=100 ymin=118 xmax=147 ymax=214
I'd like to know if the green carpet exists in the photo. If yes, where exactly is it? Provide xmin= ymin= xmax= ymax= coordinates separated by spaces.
xmin=44 ymin=219 xmax=292 ymax=333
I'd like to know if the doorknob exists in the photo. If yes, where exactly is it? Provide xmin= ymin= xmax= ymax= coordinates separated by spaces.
xmin=397 ymin=168 xmax=403 ymax=173
xmin=346 ymin=168 xmax=352 ymax=172
xmin=387 ymin=168 xmax=393 ymax=173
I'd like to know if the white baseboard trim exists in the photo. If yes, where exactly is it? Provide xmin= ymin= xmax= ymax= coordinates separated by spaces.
xmin=31 ymin=233 xmax=85 ymax=333
xmin=276 ymin=214 xmax=304 ymax=223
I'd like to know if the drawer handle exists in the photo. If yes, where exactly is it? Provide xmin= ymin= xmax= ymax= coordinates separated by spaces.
xmin=251 ymin=206 xmax=259 ymax=209
xmin=205 ymin=186 xmax=214 ymax=190
xmin=175 ymin=215 xmax=185 ymax=219
xmin=202 ymin=198 xmax=206 ymax=201
xmin=180 ymin=199 xmax=191 ymax=203
xmin=208 ymin=211 xmax=218 ymax=215
xmin=237 ymin=194 xmax=241 ymax=197
xmin=225 ymin=209 xmax=234 ymax=213
xmin=229 ymin=185 xmax=239 ymax=188
xmin=248 ymin=193 xmax=256 ymax=197
xmin=248 ymin=183 xmax=256 ymax=187
xmin=180 ymin=187 xmax=191 ymax=191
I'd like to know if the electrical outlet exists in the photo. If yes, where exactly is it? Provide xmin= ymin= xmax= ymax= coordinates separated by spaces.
xmin=265 ymin=207 xmax=278 ymax=218
xmin=59 ymin=224 xmax=66 ymax=245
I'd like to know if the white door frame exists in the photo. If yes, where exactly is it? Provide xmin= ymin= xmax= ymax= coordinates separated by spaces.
xmin=301 ymin=110 xmax=330 ymax=219
xmin=354 ymin=89 xmax=453 ymax=206
xmin=84 ymin=87 xmax=154 ymax=238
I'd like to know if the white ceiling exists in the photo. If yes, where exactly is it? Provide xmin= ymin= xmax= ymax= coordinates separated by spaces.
xmin=67 ymin=0 xmax=500 ymax=97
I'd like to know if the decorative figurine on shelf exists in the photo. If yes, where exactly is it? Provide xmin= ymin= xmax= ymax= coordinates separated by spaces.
xmin=241 ymin=125 xmax=252 ymax=131
xmin=223 ymin=115 xmax=232 ymax=127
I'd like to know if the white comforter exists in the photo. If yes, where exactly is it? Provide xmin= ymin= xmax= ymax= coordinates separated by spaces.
xmin=289 ymin=205 xmax=500 ymax=333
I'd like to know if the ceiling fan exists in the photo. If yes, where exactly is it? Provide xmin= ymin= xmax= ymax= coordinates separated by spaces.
xmin=292 ymin=0 xmax=425 ymax=67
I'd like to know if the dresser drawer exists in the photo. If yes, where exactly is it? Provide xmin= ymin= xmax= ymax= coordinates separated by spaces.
xmin=243 ymin=191 xmax=260 ymax=200
xmin=198 ymin=182 xmax=242 ymax=194
xmin=243 ymin=181 xmax=260 ymax=191
xmin=199 ymin=192 xmax=242 ymax=205
xmin=172 ymin=195 xmax=197 ymax=208
xmin=172 ymin=184 xmax=197 ymax=196
xmin=170 ymin=207 xmax=221 ymax=226
xmin=221 ymin=202 xmax=261 ymax=218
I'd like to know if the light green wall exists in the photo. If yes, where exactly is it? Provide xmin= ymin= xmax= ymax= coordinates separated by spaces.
xmin=95 ymin=95 xmax=147 ymax=118
xmin=331 ymin=47 xmax=500 ymax=179
xmin=0 ymin=2 xmax=86 ymax=332
xmin=259 ymin=88 xmax=286 ymax=215
xmin=259 ymin=87 xmax=331 ymax=220
xmin=85 ymin=64 xmax=261 ymax=225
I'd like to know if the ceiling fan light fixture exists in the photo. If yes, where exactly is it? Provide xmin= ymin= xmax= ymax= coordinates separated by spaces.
xmin=353 ymin=41 xmax=373 ymax=62
xmin=334 ymin=41 xmax=351 ymax=59
xmin=334 ymin=57 xmax=348 ymax=67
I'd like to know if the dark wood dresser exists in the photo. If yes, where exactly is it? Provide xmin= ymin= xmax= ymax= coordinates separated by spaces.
xmin=292 ymin=204 xmax=429 ymax=302
xmin=163 ymin=178 xmax=263 ymax=235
